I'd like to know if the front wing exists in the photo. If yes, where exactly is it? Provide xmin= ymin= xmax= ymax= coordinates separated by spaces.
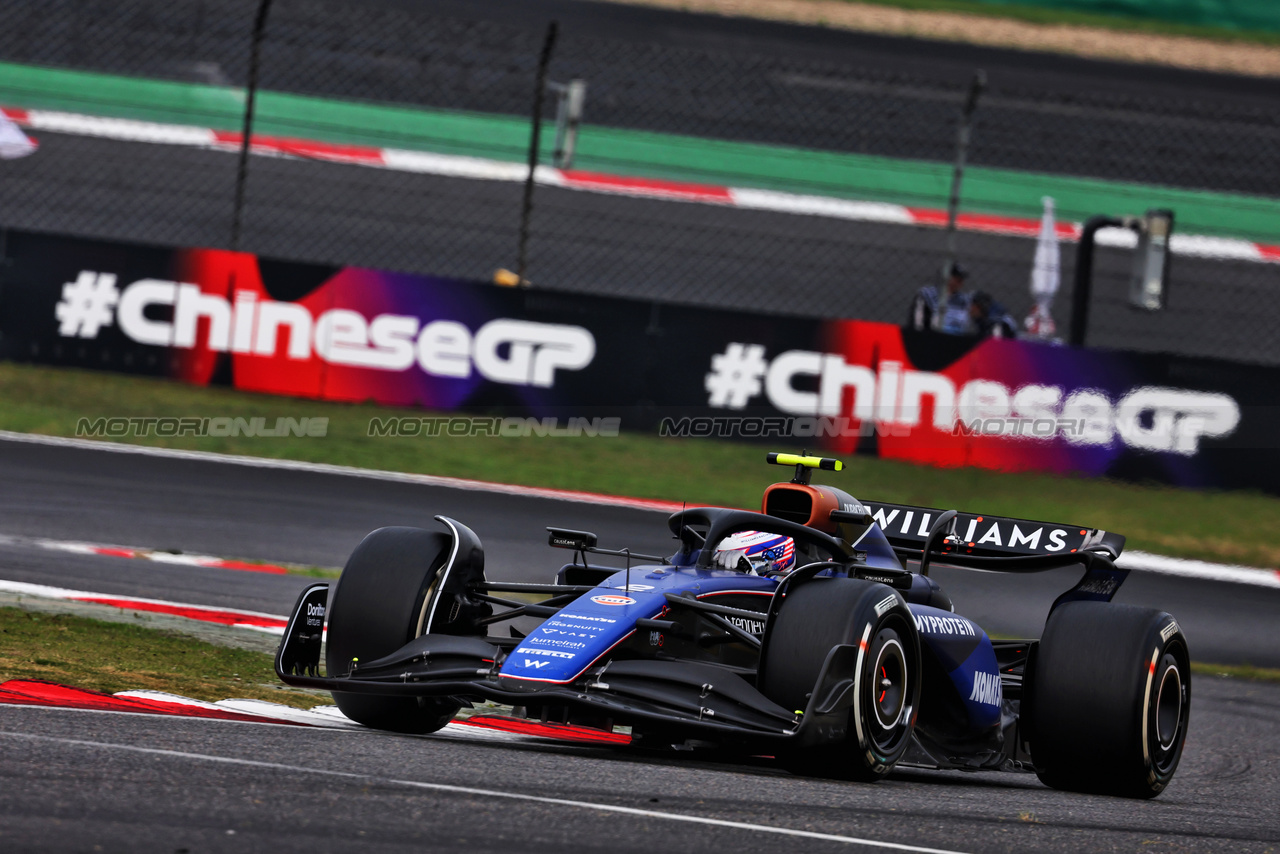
xmin=277 ymin=583 xmax=853 ymax=747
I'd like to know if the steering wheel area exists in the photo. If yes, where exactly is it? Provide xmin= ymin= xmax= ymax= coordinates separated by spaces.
xmin=667 ymin=507 xmax=852 ymax=571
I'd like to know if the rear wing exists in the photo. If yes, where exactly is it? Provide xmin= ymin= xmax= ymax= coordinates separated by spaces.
xmin=860 ymin=500 xmax=1126 ymax=560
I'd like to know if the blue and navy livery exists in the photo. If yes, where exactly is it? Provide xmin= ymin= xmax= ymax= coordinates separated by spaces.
xmin=277 ymin=463 xmax=1142 ymax=783
xmin=502 ymin=568 xmax=773 ymax=684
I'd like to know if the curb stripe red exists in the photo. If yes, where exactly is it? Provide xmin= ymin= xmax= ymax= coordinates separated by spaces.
xmin=455 ymin=714 xmax=631 ymax=744
xmin=42 ymin=538 xmax=293 ymax=575
xmin=0 ymin=680 xmax=298 ymax=723
xmin=4 ymin=105 xmax=1276 ymax=264
xmin=0 ymin=579 xmax=292 ymax=631
xmin=71 ymin=597 xmax=288 ymax=629
xmin=0 ymin=681 xmax=631 ymax=743
xmin=559 ymin=169 xmax=734 ymax=203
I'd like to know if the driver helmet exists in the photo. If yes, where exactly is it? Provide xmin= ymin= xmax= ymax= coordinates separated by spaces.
xmin=713 ymin=530 xmax=796 ymax=576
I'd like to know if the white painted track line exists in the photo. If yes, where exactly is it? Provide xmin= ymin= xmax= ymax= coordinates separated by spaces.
xmin=0 ymin=732 xmax=974 ymax=853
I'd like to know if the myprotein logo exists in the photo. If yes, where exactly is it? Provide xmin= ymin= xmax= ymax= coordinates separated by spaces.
xmin=704 ymin=343 xmax=1239 ymax=456
xmin=913 ymin=613 xmax=977 ymax=637
xmin=56 ymin=272 xmax=595 ymax=388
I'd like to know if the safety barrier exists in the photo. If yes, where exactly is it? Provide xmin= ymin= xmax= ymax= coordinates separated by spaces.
xmin=2 ymin=229 xmax=1275 ymax=493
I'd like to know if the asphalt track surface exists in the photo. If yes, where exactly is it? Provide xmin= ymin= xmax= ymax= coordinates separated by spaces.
xmin=1 ymin=0 xmax=1279 ymax=365
xmin=0 ymin=436 xmax=1279 ymax=851
xmin=1 ymin=436 xmax=1279 ymax=665
xmin=2 ymin=130 xmax=1276 ymax=367
xmin=1 ymin=678 xmax=1278 ymax=854
xmin=3 ymin=0 xmax=1277 ymax=192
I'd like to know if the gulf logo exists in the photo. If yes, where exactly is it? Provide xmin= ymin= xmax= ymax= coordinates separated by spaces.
xmin=591 ymin=594 xmax=637 ymax=607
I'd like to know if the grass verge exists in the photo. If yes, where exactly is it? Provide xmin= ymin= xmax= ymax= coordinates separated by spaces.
xmin=0 ymin=607 xmax=325 ymax=709
xmin=2 ymin=362 xmax=1279 ymax=568
xmin=1189 ymin=661 xmax=1280 ymax=684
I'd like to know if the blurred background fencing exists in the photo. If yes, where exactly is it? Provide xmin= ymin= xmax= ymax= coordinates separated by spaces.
xmin=0 ymin=0 xmax=1277 ymax=364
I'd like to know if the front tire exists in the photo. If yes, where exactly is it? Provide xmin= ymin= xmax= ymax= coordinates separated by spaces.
xmin=1027 ymin=601 xmax=1191 ymax=798
xmin=761 ymin=578 xmax=920 ymax=781
xmin=325 ymin=526 xmax=463 ymax=733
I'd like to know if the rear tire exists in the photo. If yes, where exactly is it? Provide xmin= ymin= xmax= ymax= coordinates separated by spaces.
xmin=1027 ymin=601 xmax=1190 ymax=798
xmin=325 ymin=526 xmax=462 ymax=733
xmin=761 ymin=578 xmax=920 ymax=781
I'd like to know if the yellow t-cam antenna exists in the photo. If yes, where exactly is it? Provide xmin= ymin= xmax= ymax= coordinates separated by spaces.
xmin=766 ymin=452 xmax=843 ymax=485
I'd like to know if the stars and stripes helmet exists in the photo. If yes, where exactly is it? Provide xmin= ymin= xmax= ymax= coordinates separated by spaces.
xmin=712 ymin=530 xmax=797 ymax=576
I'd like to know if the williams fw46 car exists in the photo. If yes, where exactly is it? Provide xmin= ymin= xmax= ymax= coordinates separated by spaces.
xmin=277 ymin=453 xmax=1190 ymax=798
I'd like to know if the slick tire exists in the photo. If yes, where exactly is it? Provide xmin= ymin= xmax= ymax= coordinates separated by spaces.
xmin=1027 ymin=601 xmax=1191 ymax=798
xmin=761 ymin=578 xmax=920 ymax=782
xmin=325 ymin=526 xmax=461 ymax=733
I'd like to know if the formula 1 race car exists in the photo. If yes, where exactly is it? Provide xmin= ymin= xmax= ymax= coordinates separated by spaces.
xmin=276 ymin=453 xmax=1190 ymax=798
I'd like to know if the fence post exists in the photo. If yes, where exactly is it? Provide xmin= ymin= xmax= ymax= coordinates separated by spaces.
xmin=230 ymin=0 xmax=273 ymax=252
xmin=1069 ymin=215 xmax=1125 ymax=347
xmin=944 ymin=69 xmax=986 ymax=273
xmin=516 ymin=21 xmax=559 ymax=285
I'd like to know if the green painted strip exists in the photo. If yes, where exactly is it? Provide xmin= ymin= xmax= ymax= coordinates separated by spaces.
xmin=2 ymin=61 xmax=1278 ymax=242
xmin=964 ymin=0 xmax=1280 ymax=34
xmin=0 ymin=61 xmax=245 ymax=125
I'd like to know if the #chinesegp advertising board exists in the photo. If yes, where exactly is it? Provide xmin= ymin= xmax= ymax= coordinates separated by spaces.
xmin=2 ymin=231 xmax=619 ymax=413
xmin=1 ymin=229 xmax=1274 ymax=492
xmin=695 ymin=322 xmax=1262 ymax=488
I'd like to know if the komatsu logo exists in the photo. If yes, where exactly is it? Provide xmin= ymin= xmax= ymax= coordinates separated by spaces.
xmin=969 ymin=671 xmax=1002 ymax=707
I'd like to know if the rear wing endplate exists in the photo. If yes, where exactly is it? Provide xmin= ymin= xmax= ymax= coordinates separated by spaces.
xmin=860 ymin=500 xmax=1125 ymax=560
